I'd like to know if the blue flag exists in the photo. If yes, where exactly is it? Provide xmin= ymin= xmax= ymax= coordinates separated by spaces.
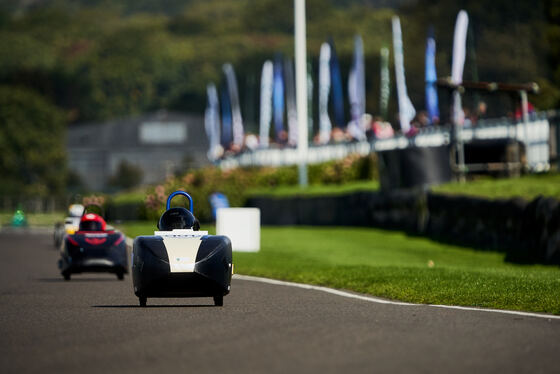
xmin=329 ymin=38 xmax=345 ymax=128
xmin=220 ymin=86 xmax=232 ymax=149
xmin=273 ymin=55 xmax=285 ymax=143
xmin=425 ymin=27 xmax=439 ymax=124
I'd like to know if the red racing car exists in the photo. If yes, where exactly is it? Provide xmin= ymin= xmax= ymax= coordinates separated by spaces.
xmin=58 ymin=205 xmax=128 ymax=281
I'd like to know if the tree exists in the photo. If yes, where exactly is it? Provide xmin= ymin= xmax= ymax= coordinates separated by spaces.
xmin=0 ymin=85 xmax=67 ymax=197
xmin=108 ymin=160 xmax=144 ymax=190
xmin=544 ymin=0 xmax=560 ymax=108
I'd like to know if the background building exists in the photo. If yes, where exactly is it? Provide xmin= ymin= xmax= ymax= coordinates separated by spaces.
xmin=67 ymin=111 xmax=209 ymax=191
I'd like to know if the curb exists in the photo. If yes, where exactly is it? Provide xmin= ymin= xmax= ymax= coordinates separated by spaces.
xmin=234 ymin=274 xmax=560 ymax=321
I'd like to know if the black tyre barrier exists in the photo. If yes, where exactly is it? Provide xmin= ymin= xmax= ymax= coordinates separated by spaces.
xmin=379 ymin=145 xmax=453 ymax=190
xmin=246 ymin=191 xmax=560 ymax=265
xmin=248 ymin=189 xmax=426 ymax=232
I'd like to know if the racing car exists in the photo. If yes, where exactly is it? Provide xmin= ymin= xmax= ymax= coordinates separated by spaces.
xmin=58 ymin=205 xmax=128 ymax=281
xmin=54 ymin=204 xmax=84 ymax=249
xmin=132 ymin=191 xmax=233 ymax=307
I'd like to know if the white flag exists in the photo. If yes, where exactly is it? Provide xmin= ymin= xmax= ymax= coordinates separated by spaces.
xmin=451 ymin=10 xmax=469 ymax=85
xmin=204 ymin=83 xmax=220 ymax=160
xmin=259 ymin=60 xmax=273 ymax=147
xmin=318 ymin=42 xmax=332 ymax=144
xmin=392 ymin=16 xmax=416 ymax=133
xmin=451 ymin=10 xmax=468 ymax=125
xmin=348 ymin=35 xmax=366 ymax=141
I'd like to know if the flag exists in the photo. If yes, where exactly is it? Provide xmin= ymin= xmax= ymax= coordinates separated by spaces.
xmin=259 ymin=60 xmax=273 ymax=148
xmin=307 ymin=60 xmax=314 ymax=142
xmin=273 ymin=55 xmax=285 ymax=143
xmin=220 ymin=85 xmax=232 ymax=149
xmin=379 ymin=47 xmax=390 ymax=121
xmin=451 ymin=10 xmax=468 ymax=125
xmin=425 ymin=27 xmax=439 ymax=125
xmin=223 ymin=63 xmax=244 ymax=148
xmin=348 ymin=35 xmax=367 ymax=141
xmin=318 ymin=42 xmax=332 ymax=144
xmin=204 ymin=83 xmax=221 ymax=160
xmin=451 ymin=10 xmax=468 ymax=85
xmin=392 ymin=16 xmax=416 ymax=133
xmin=329 ymin=38 xmax=345 ymax=128
xmin=284 ymin=58 xmax=298 ymax=146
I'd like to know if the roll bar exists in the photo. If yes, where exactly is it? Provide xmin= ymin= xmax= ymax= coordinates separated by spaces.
xmin=166 ymin=191 xmax=194 ymax=213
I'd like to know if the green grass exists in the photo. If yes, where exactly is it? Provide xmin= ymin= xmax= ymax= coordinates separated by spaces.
xmin=247 ymin=173 xmax=560 ymax=201
xmin=247 ymin=180 xmax=380 ymax=197
xmin=0 ymin=211 xmax=64 ymax=227
xmin=118 ymin=222 xmax=560 ymax=315
xmin=432 ymin=173 xmax=560 ymax=200
xmin=111 ymin=188 xmax=147 ymax=204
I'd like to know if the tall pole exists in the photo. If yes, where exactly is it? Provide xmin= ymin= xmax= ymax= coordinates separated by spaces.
xmin=295 ymin=0 xmax=308 ymax=186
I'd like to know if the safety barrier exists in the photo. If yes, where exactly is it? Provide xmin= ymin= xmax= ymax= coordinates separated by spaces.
xmin=246 ymin=190 xmax=560 ymax=265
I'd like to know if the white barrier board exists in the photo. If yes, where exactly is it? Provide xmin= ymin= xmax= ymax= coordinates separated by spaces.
xmin=216 ymin=208 xmax=260 ymax=252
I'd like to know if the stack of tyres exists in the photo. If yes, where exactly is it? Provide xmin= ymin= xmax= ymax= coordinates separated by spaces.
xmin=132 ymin=191 xmax=233 ymax=307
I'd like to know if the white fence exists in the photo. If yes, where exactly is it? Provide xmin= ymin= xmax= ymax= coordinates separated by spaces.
xmin=219 ymin=117 xmax=550 ymax=172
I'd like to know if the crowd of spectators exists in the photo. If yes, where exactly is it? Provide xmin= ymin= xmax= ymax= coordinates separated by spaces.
xmin=215 ymin=99 xmax=541 ymax=159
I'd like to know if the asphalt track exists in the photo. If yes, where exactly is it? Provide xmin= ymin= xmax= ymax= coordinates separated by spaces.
xmin=1 ymin=231 xmax=559 ymax=374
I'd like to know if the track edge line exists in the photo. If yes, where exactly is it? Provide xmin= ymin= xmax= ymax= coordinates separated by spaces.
xmin=233 ymin=274 xmax=560 ymax=321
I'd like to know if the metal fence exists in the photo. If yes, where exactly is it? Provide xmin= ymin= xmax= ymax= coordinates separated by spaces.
xmin=219 ymin=112 xmax=553 ymax=172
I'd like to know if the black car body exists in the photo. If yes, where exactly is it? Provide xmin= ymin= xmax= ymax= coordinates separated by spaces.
xmin=59 ymin=213 xmax=128 ymax=280
xmin=132 ymin=191 xmax=232 ymax=307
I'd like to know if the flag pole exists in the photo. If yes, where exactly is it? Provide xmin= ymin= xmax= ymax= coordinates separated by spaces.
xmin=295 ymin=0 xmax=308 ymax=187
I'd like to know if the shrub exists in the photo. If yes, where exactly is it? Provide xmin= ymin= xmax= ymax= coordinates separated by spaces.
xmin=108 ymin=160 xmax=144 ymax=190
xmin=144 ymin=153 xmax=379 ymax=222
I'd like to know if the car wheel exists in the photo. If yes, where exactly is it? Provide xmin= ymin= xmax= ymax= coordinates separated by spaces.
xmin=116 ymin=271 xmax=124 ymax=280
xmin=139 ymin=296 xmax=147 ymax=307
xmin=213 ymin=296 xmax=223 ymax=307
xmin=63 ymin=272 xmax=71 ymax=281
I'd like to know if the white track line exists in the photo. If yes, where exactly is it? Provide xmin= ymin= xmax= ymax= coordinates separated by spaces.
xmin=234 ymin=274 xmax=560 ymax=321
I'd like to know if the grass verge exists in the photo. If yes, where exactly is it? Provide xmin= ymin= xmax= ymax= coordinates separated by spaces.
xmin=247 ymin=180 xmax=380 ymax=197
xmin=246 ymin=173 xmax=560 ymax=201
xmin=432 ymin=173 xmax=560 ymax=200
xmin=0 ymin=211 xmax=63 ymax=227
xmin=118 ymin=222 xmax=560 ymax=315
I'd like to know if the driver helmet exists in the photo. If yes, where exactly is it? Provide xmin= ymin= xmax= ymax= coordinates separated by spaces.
xmin=158 ymin=207 xmax=199 ymax=231
xmin=79 ymin=213 xmax=106 ymax=231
